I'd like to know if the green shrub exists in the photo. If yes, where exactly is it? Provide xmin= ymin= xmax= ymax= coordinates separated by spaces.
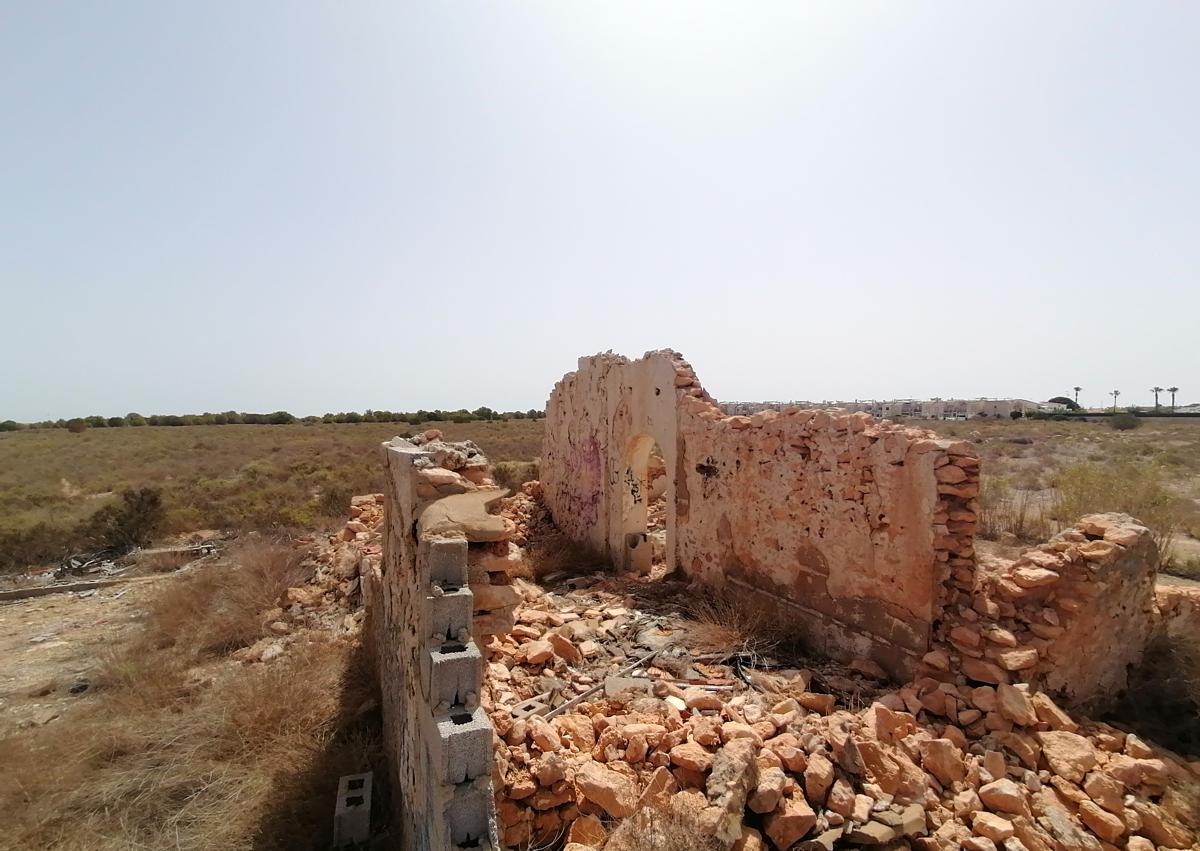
xmin=491 ymin=460 xmax=539 ymax=493
xmin=1051 ymin=462 xmax=1183 ymax=565
xmin=1110 ymin=412 xmax=1141 ymax=431
xmin=81 ymin=487 xmax=166 ymax=550
xmin=317 ymin=484 xmax=352 ymax=518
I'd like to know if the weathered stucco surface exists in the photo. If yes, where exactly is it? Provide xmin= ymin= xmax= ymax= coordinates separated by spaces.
xmin=542 ymin=350 xmax=979 ymax=679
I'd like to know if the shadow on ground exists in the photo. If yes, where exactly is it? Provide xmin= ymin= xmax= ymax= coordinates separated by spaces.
xmin=251 ymin=641 xmax=394 ymax=850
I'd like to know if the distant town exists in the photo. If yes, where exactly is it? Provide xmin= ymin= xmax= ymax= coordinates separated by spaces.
xmin=722 ymin=396 xmax=1199 ymax=420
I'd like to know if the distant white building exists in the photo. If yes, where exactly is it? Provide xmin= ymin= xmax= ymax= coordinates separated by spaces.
xmin=723 ymin=397 xmax=1066 ymax=420
xmin=835 ymin=398 xmax=1046 ymax=420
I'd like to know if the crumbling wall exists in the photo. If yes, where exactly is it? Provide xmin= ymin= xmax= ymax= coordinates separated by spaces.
xmin=922 ymin=513 xmax=1159 ymax=711
xmin=1157 ymin=582 xmax=1200 ymax=643
xmin=542 ymin=351 xmax=1167 ymax=700
xmin=541 ymin=351 xmax=683 ymax=571
xmin=542 ymin=350 xmax=979 ymax=679
xmin=363 ymin=435 xmax=501 ymax=851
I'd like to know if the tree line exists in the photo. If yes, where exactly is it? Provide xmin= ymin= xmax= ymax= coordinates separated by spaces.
xmin=0 ymin=406 xmax=544 ymax=433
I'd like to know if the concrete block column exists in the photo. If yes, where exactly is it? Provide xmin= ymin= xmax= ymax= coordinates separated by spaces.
xmin=373 ymin=438 xmax=498 ymax=851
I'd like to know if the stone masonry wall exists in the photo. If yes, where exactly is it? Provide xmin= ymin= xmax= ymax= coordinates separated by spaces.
xmin=363 ymin=436 xmax=499 ymax=851
xmin=542 ymin=350 xmax=981 ymax=680
xmin=542 ymin=351 xmax=1162 ymax=703
xmin=920 ymin=512 xmax=1158 ymax=711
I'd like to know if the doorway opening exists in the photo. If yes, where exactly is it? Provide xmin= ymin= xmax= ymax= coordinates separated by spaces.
xmin=620 ymin=434 xmax=671 ymax=576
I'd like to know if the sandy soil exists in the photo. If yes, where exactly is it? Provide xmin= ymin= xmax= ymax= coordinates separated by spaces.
xmin=0 ymin=578 xmax=162 ymax=735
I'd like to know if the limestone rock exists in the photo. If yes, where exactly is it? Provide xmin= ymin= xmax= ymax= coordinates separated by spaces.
xmin=575 ymin=761 xmax=638 ymax=818
xmin=764 ymin=791 xmax=817 ymax=850
xmin=671 ymin=741 xmax=714 ymax=773
xmin=707 ymin=739 xmax=759 ymax=843
xmin=1034 ymin=731 xmax=1096 ymax=784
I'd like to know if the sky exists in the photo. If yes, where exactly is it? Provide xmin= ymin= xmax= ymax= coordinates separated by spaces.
xmin=1 ymin=2 xmax=1197 ymax=421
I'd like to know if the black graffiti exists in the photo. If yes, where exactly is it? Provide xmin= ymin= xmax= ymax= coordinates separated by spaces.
xmin=624 ymin=466 xmax=643 ymax=504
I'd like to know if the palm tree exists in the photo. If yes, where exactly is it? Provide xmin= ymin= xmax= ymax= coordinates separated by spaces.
xmin=1073 ymin=386 xmax=1082 ymax=406
xmin=1111 ymin=389 xmax=1120 ymax=411
xmin=1168 ymin=386 xmax=1179 ymax=412
xmin=1151 ymin=386 xmax=1164 ymax=410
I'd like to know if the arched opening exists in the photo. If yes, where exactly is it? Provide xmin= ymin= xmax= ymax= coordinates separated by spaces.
xmin=620 ymin=434 xmax=671 ymax=575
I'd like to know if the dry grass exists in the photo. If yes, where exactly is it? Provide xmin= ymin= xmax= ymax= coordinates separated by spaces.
xmin=0 ymin=541 xmax=384 ymax=851
xmin=678 ymin=596 xmax=784 ymax=658
xmin=602 ymin=804 xmax=722 ymax=851
xmin=517 ymin=532 xmax=611 ymax=581
xmin=0 ymin=642 xmax=380 ymax=851
xmin=141 ymin=538 xmax=311 ymax=655
xmin=0 ymin=418 xmax=543 ymax=571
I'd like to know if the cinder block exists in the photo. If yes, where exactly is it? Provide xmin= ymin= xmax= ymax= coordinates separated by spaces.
xmin=332 ymin=772 xmax=373 ymax=848
xmin=423 ymin=705 xmax=492 ymax=785
xmin=424 ymin=586 xmax=473 ymax=644
xmin=442 ymin=779 xmax=492 ymax=847
xmin=420 ymin=536 xmax=469 ymax=587
xmin=420 ymin=640 xmax=483 ymax=708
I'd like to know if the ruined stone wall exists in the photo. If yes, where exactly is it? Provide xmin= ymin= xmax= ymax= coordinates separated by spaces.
xmin=542 ymin=350 xmax=980 ymax=679
xmin=363 ymin=436 xmax=498 ymax=851
xmin=921 ymin=513 xmax=1159 ymax=711
xmin=1156 ymin=583 xmax=1200 ymax=643
xmin=674 ymin=404 xmax=980 ymax=678
xmin=542 ymin=351 xmax=684 ymax=570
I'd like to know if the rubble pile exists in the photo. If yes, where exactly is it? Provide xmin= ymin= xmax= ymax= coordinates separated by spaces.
xmin=230 ymin=493 xmax=382 ymax=664
xmin=484 ymin=502 xmax=1200 ymax=851
xmin=497 ymin=480 xmax=557 ymax=549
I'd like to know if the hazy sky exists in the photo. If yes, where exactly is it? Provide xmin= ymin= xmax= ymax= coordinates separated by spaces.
xmin=2 ymin=2 xmax=1197 ymax=421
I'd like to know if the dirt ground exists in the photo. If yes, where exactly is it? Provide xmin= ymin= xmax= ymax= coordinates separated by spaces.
xmin=0 ymin=579 xmax=161 ymax=735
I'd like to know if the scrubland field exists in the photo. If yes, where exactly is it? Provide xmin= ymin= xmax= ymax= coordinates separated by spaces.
xmin=3 ymin=414 xmax=1199 ymax=576
xmin=923 ymin=417 xmax=1200 ymax=576
xmin=0 ymin=419 xmax=543 ymax=572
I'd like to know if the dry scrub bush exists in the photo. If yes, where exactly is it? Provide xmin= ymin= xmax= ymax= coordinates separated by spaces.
xmin=142 ymin=537 xmax=310 ymax=656
xmin=1050 ymin=462 xmax=1186 ymax=567
xmin=977 ymin=475 xmax=1053 ymax=543
xmin=679 ymin=596 xmax=785 ymax=658
xmin=491 ymin=459 xmax=539 ymax=493
xmin=979 ymin=460 xmax=1191 ymax=568
xmin=603 ymin=805 xmax=722 ymax=851
xmin=518 ymin=532 xmax=610 ymax=581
